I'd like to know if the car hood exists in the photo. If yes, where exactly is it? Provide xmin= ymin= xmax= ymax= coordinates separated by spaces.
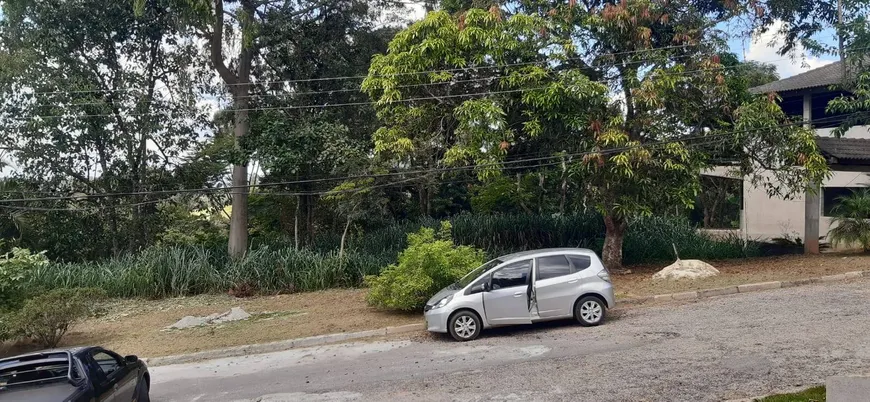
xmin=426 ymin=287 xmax=458 ymax=306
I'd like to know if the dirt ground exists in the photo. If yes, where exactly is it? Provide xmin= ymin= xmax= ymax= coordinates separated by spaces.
xmin=613 ymin=253 xmax=870 ymax=298
xmin=2 ymin=253 xmax=868 ymax=359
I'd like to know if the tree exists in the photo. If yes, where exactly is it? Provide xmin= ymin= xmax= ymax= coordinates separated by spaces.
xmin=144 ymin=0 xmax=405 ymax=257
xmin=364 ymin=4 xmax=829 ymax=270
xmin=324 ymin=177 xmax=388 ymax=261
xmin=0 ymin=0 xmax=205 ymax=255
xmin=827 ymin=189 xmax=870 ymax=252
xmin=246 ymin=3 xmax=397 ymax=244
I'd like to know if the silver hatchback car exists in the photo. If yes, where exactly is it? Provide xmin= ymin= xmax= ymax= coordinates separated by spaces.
xmin=423 ymin=248 xmax=615 ymax=341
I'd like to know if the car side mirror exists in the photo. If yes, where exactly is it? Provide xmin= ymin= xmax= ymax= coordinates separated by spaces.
xmin=124 ymin=355 xmax=138 ymax=364
xmin=469 ymin=282 xmax=489 ymax=294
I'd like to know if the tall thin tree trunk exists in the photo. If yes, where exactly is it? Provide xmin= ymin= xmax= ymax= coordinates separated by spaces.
xmin=602 ymin=214 xmax=628 ymax=272
xmin=294 ymin=195 xmax=300 ymax=250
xmin=339 ymin=217 xmax=351 ymax=263
xmin=560 ymin=161 xmax=567 ymax=214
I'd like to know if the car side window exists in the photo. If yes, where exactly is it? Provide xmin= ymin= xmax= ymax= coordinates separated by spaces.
xmin=568 ymin=255 xmax=592 ymax=271
xmin=537 ymin=255 xmax=573 ymax=280
xmin=491 ymin=260 xmax=531 ymax=290
xmin=90 ymin=351 xmax=122 ymax=378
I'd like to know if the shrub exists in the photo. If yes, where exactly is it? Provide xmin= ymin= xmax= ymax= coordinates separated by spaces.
xmin=827 ymin=189 xmax=870 ymax=252
xmin=365 ymin=222 xmax=485 ymax=311
xmin=0 ymin=246 xmax=49 ymax=311
xmin=10 ymin=288 xmax=107 ymax=348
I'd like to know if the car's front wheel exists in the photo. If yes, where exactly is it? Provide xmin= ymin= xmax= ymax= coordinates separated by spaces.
xmin=574 ymin=296 xmax=606 ymax=327
xmin=135 ymin=379 xmax=150 ymax=402
xmin=448 ymin=310 xmax=481 ymax=341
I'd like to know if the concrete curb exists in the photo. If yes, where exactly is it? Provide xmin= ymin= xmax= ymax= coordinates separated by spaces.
xmin=145 ymin=269 xmax=869 ymax=367
xmin=144 ymin=323 xmax=424 ymax=367
xmin=620 ymin=270 xmax=869 ymax=306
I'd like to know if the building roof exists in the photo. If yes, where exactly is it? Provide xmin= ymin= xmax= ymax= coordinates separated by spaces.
xmin=816 ymin=137 xmax=870 ymax=164
xmin=750 ymin=61 xmax=845 ymax=94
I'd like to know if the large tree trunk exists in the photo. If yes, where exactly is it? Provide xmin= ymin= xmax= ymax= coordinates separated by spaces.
xmin=602 ymin=215 xmax=628 ymax=272
xmin=217 ymin=0 xmax=255 ymax=258
xmin=227 ymin=99 xmax=250 ymax=258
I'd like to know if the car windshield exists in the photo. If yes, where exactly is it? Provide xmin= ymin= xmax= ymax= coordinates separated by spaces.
xmin=453 ymin=259 xmax=502 ymax=288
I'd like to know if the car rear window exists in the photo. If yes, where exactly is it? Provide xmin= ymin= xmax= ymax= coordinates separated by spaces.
xmin=568 ymin=255 xmax=592 ymax=271
xmin=537 ymin=255 xmax=573 ymax=280
xmin=0 ymin=354 xmax=71 ymax=388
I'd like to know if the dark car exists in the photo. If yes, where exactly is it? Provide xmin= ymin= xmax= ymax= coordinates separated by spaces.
xmin=0 ymin=347 xmax=150 ymax=402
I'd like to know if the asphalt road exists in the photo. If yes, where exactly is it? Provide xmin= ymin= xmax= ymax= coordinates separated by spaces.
xmin=151 ymin=279 xmax=870 ymax=401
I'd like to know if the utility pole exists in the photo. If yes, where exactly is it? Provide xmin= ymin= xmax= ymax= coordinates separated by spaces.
xmin=838 ymin=0 xmax=847 ymax=75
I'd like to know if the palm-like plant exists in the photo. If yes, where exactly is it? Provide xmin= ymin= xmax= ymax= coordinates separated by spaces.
xmin=828 ymin=189 xmax=870 ymax=252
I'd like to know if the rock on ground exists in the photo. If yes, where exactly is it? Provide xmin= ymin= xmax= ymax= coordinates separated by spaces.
xmin=652 ymin=259 xmax=720 ymax=280
xmin=167 ymin=307 xmax=251 ymax=330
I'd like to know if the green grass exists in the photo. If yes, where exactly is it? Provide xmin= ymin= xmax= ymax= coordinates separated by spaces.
xmin=756 ymin=386 xmax=826 ymax=402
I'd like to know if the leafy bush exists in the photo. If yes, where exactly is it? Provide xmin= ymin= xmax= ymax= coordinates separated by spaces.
xmin=10 ymin=288 xmax=106 ymax=348
xmin=827 ymin=188 xmax=870 ymax=252
xmin=0 ymin=246 xmax=49 ymax=311
xmin=365 ymin=222 xmax=485 ymax=311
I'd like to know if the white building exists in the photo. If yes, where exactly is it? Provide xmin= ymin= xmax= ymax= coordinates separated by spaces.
xmin=708 ymin=61 xmax=870 ymax=252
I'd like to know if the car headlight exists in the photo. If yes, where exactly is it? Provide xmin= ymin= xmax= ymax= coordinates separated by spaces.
xmin=433 ymin=295 xmax=453 ymax=309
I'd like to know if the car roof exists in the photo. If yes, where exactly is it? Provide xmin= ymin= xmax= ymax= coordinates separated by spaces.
xmin=0 ymin=347 xmax=91 ymax=365
xmin=498 ymin=247 xmax=596 ymax=262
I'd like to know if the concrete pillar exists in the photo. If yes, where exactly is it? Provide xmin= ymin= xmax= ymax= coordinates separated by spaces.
xmin=803 ymin=94 xmax=820 ymax=254
xmin=803 ymin=93 xmax=812 ymax=129
xmin=805 ymin=184 xmax=821 ymax=254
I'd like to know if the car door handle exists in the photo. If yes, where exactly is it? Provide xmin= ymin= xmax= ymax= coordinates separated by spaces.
xmin=567 ymin=279 xmax=579 ymax=284
xmin=513 ymin=292 xmax=523 ymax=297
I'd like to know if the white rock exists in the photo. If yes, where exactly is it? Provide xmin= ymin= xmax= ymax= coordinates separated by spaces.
xmin=652 ymin=259 xmax=720 ymax=280
xmin=166 ymin=307 xmax=252 ymax=330
xmin=212 ymin=307 xmax=252 ymax=324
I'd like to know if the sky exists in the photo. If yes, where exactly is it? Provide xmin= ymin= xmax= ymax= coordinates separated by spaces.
xmin=726 ymin=21 xmax=840 ymax=78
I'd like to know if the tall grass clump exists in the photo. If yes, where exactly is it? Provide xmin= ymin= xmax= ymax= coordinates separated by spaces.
xmin=30 ymin=246 xmax=382 ymax=299
xmin=623 ymin=215 xmax=758 ymax=264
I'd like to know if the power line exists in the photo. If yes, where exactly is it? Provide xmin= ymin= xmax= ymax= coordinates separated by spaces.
xmin=19 ymin=44 xmax=707 ymax=98
xmin=10 ymin=51 xmax=815 ymax=114
xmin=6 ymin=52 xmax=704 ymax=110
xmin=0 ymin=137 xmax=732 ymax=212
xmin=4 ymin=63 xmax=811 ymax=120
xmin=0 ymin=113 xmax=849 ymax=205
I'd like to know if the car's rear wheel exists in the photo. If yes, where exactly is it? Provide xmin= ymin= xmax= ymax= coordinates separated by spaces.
xmin=448 ymin=310 xmax=481 ymax=341
xmin=574 ymin=296 xmax=606 ymax=327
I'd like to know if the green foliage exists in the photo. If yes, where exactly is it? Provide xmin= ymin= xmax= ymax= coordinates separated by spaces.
xmin=24 ymin=213 xmax=757 ymax=300
xmin=827 ymin=72 xmax=870 ymax=137
xmin=365 ymin=222 xmax=485 ymax=311
xmin=30 ymin=246 xmax=386 ymax=299
xmin=364 ymin=4 xmax=826 ymax=269
xmin=9 ymin=288 xmax=106 ymax=348
xmin=156 ymin=203 xmax=226 ymax=248
xmin=0 ymin=246 xmax=48 ymax=311
xmin=731 ymin=96 xmax=831 ymax=198
xmin=755 ymin=385 xmax=826 ymax=402
xmin=827 ymin=189 xmax=870 ymax=252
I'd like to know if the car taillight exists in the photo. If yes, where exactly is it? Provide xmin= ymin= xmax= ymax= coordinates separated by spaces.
xmin=597 ymin=270 xmax=611 ymax=283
